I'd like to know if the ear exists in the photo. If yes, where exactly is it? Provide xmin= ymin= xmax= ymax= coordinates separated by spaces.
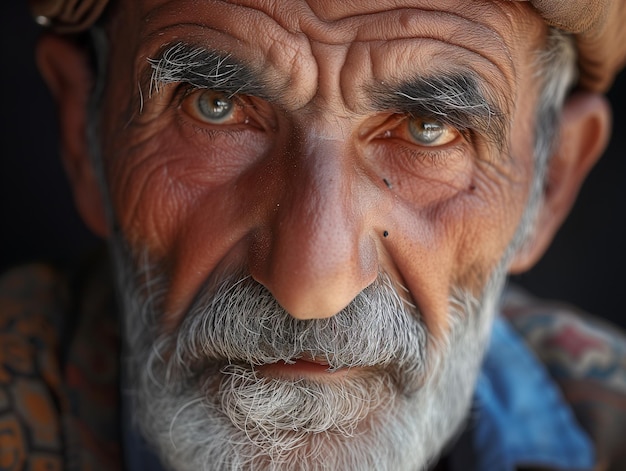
xmin=508 ymin=91 xmax=611 ymax=274
xmin=36 ymin=34 xmax=109 ymax=237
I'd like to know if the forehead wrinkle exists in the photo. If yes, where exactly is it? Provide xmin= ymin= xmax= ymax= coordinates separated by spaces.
xmin=134 ymin=25 xmax=304 ymax=105
xmin=352 ymin=9 xmax=516 ymax=94
xmin=223 ymin=0 xmax=358 ymax=43
xmin=130 ymin=0 xmax=543 ymax=119
xmin=299 ymin=0 xmax=530 ymax=24
xmin=230 ymin=1 xmax=524 ymax=60
xmin=139 ymin=1 xmax=535 ymax=69
xmin=275 ymin=8 xmax=519 ymax=120
xmin=224 ymin=3 xmax=520 ymax=104
xmin=136 ymin=2 xmax=320 ymax=108
xmin=293 ymin=1 xmax=544 ymax=111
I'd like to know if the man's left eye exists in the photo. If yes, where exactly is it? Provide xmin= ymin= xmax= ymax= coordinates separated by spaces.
xmin=406 ymin=117 xmax=458 ymax=146
xmin=182 ymin=90 xmax=247 ymax=125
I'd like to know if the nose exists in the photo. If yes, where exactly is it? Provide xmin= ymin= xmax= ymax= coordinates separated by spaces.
xmin=248 ymin=132 xmax=380 ymax=320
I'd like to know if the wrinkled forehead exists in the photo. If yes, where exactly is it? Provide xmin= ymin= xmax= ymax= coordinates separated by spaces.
xmin=109 ymin=0 xmax=546 ymax=114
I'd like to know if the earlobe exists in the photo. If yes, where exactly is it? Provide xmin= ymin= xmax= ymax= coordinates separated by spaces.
xmin=36 ymin=34 xmax=109 ymax=237
xmin=508 ymin=91 xmax=611 ymax=274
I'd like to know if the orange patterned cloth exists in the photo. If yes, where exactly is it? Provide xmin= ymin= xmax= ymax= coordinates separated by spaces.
xmin=0 ymin=256 xmax=121 ymax=470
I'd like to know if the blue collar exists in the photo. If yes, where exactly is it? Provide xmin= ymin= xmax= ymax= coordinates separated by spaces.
xmin=468 ymin=316 xmax=595 ymax=471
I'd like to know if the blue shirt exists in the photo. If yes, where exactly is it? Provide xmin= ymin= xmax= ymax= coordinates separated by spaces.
xmin=469 ymin=317 xmax=594 ymax=471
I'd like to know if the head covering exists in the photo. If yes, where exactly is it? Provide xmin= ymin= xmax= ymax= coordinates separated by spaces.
xmin=529 ymin=0 xmax=626 ymax=93
xmin=29 ymin=0 xmax=108 ymax=33
xmin=28 ymin=0 xmax=626 ymax=93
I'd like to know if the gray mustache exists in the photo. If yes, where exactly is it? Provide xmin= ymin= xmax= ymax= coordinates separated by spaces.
xmin=167 ymin=273 xmax=428 ymax=384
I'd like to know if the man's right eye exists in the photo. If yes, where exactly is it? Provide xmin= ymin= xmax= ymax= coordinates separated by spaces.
xmin=182 ymin=90 xmax=248 ymax=125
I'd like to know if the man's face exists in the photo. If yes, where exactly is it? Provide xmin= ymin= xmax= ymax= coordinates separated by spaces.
xmin=94 ymin=0 xmax=548 ymax=468
xmin=101 ymin=0 xmax=545 ymax=325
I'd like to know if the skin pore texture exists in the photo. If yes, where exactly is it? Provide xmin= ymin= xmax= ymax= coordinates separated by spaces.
xmin=102 ymin=2 xmax=543 ymax=467
xmin=100 ymin=0 xmax=546 ymax=331
xmin=107 ymin=2 xmax=545 ymax=470
xmin=34 ymin=0 xmax=612 ymax=469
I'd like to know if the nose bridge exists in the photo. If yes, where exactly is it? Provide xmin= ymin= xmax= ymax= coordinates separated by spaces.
xmin=249 ymin=124 xmax=378 ymax=320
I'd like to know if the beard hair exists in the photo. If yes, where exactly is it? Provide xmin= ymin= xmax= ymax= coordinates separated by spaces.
xmin=84 ymin=18 xmax=563 ymax=469
xmin=115 ymin=248 xmax=508 ymax=471
xmin=84 ymin=32 xmax=544 ymax=469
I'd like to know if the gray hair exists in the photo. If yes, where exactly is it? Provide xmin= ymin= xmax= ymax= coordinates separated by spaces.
xmin=509 ymin=28 xmax=578 ymax=255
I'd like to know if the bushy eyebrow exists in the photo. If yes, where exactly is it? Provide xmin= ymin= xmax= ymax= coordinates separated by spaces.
xmin=142 ymin=43 xmax=506 ymax=146
xmin=144 ymin=42 xmax=269 ymax=98
xmin=370 ymin=74 xmax=507 ymax=147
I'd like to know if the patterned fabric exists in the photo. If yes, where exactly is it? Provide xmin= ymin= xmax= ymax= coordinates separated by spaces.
xmin=502 ymin=288 xmax=626 ymax=471
xmin=1 ymin=259 xmax=625 ymax=470
xmin=472 ymin=317 xmax=595 ymax=471
xmin=0 ymin=257 xmax=121 ymax=470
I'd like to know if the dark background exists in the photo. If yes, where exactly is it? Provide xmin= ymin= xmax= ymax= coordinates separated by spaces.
xmin=1 ymin=2 xmax=624 ymax=328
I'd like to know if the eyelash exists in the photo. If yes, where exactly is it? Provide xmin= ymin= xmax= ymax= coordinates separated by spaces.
xmin=173 ymin=84 xmax=475 ymax=163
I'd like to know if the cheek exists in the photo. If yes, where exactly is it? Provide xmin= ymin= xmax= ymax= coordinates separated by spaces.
xmin=386 ymin=145 xmax=533 ymax=301
xmin=449 ymin=152 xmax=534 ymax=289
xmin=104 ymin=118 xmax=271 ymax=257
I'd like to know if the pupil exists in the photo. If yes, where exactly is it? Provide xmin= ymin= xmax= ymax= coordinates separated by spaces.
xmin=199 ymin=92 xmax=233 ymax=120
xmin=410 ymin=119 xmax=443 ymax=144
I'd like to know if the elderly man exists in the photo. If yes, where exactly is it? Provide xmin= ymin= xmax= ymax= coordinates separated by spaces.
xmin=2 ymin=0 xmax=626 ymax=470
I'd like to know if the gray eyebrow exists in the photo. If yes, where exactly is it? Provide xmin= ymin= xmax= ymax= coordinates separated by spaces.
xmin=145 ymin=42 xmax=268 ymax=98
xmin=143 ymin=44 xmax=506 ymax=147
xmin=370 ymin=73 xmax=507 ymax=147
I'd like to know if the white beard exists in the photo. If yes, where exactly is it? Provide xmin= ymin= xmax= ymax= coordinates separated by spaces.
xmin=116 ymin=257 xmax=507 ymax=471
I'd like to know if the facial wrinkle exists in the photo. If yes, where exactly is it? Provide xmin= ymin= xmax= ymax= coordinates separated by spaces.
xmin=134 ymin=19 xmax=317 ymax=108
xmin=144 ymin=0 xmax=517 ymax=83
xmin=132 ymin=0 xmax=533 ymax=119
xmin=141 ymin=0 xmax=306 ymax=40
xmin=225 ymin=0 xmax=521 ymax=94
xmin=348 ymin=10 xmax=516 ymax=101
